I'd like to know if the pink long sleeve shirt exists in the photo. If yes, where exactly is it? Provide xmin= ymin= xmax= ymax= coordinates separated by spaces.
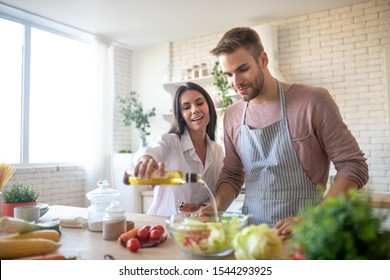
xmin=217 ymin=83 xmax=369 ymax=196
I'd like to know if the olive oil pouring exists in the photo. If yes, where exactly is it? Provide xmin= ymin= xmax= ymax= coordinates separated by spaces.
xmin=123 ymin=170 xmax=219 ymax=220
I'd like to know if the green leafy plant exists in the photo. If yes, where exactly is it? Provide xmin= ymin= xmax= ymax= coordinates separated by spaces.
xmin=117 ymin=149 xmax=132 ymax=153
xmin=2 ymin=181 xmax=39 ymax=203
xmin=117 ymin=91 xmax=156 ymax=145
xmin=291 ymin=190 xmax=390 ymax=260
xmin=212 ymin=61 xmax=233 ymax=113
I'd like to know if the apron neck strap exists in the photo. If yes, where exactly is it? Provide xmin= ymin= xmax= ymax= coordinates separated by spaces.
xmin=277 ymin=80 xmax=286 ymax=119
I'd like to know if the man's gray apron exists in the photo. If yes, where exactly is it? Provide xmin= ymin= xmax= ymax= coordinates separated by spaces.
xmin=239 ymin=80 xmax=322 ymax=226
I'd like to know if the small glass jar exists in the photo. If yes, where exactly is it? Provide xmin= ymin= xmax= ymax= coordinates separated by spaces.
xmin=103 ymin=200 xmax=126 ymax=240
xmin=200 ymin=63 xmax=208 ymax=77
xmin=192 ymin=65 xmax=199 ymax=79
xmin=185 ymin=69 xmax=192 ymax=80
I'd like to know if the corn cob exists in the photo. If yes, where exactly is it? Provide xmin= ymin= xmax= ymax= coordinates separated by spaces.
xmin=0 ymin=217 xmax=61 ymax=233
xmin=1 ymin=230 xmax=60 ymax=242
xmin=0 ymin=238 xmax=61 ymax=259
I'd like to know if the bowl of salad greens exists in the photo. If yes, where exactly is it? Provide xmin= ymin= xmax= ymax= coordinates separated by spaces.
xmin=165 ymin=211 xmax=250 ymax=258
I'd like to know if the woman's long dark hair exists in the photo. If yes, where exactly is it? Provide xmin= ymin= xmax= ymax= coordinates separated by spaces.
xmin=169 ymin=82 xmax=217 ymax=141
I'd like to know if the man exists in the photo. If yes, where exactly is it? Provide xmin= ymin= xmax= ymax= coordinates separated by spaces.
xmin=208 ymin=27 xmax=369 ymax=237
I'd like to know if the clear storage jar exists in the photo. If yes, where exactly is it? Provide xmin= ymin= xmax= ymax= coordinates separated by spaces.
xmin=192 ymin=65 xmax=199 ymax=79
xmin=86 ymin=179 xmax=120 ymax=232
xmin=200 ymin=63 xmax=208 ymax=77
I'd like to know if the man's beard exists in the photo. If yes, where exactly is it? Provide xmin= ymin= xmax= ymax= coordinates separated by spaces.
xmin=237 ymin=68 xmax=265 ymax=102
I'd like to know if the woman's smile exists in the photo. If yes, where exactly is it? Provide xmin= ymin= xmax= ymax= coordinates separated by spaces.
xmin=191 ymin=115 xmax=205 ymax=123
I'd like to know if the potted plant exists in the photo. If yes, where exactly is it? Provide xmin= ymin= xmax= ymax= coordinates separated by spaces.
xmin=212 ymin=61 xmax=233 ymax=113
xmin=117 ymin=91 xmax=156 ymax=148
xmin=2 ymin=181 xmax=40 ymax=217
xmin=291 ymin=190 xmax=390 ymax=259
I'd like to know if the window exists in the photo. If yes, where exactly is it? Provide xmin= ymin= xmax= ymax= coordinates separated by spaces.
xmin=0 ymin=18 xmax=23 ymax=163
xmin=0 ymin=16 xmax=94 ymax=164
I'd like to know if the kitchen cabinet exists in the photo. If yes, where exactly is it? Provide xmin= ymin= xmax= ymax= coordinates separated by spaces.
xmin=111 ymin=153 xmax=148 ymax=213
xmin=141 ymin=190 xmax=153 ymax=213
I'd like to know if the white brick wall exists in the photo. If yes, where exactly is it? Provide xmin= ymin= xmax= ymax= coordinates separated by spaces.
xmin=5 ymin=165 xmax=86 ymax=207
xmin=170 ymin=32 xmax=225 ymax=81
xmin=169 ymin=0 xmax=390 ymax=193
xmin=112 ymin=46 xmax=133 ymax=152
xmin=277 ymin=0 xmax=390 ymax=192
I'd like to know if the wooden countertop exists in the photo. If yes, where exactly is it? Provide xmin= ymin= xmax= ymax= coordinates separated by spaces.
xmin=365 ymin=192 xmax=390 ymax=208
xmin=38 ymin=205 xmax=293 ymax=260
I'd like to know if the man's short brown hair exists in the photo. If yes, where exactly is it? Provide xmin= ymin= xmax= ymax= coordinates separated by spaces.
xmin=210 ymin=27 xmax=264 ymax=61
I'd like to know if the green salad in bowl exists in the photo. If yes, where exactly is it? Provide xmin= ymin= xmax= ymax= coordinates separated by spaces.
xmin=166 ymin=212 xmax=250 ymax=258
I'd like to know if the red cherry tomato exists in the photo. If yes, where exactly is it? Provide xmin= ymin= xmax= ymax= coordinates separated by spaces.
xmin=126 ymin=238 xmax=141 ymax=253
xmin=136 ymin=227 xmax=150 ymax=242
xmin=149 ymin=229 xmax=163 ymax=241
xmin=292 ymin=251 xmax=306 ymax=260
xmin=150 ymin=225 xmax=165 ymax=234
xmin=141 ymin=225 xmax=151 ymax=232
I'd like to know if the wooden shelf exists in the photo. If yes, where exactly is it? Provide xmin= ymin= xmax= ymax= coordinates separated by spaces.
xmin=163 ymin=75 xmax=214 ymax=95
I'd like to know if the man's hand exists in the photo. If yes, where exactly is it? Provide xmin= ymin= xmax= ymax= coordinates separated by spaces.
xmin=273 ymin=216 xmax=300 ymax=238
xmin=177 ymin=202 xmax=204 ymax=213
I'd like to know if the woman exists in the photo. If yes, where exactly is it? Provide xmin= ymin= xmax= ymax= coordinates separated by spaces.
xmin=133 ymin=82 xmax=224 ymax=217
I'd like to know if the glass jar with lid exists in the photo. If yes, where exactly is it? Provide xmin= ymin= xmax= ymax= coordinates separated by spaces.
xmin=192 ymin=65 xmax=199 ymax=79
xmin=86 ymin=178 xmax=120 ymax=232
xmin=103 ymin=200 xmax=126 ymax=240
xmin=185 ymin=69 xmax=192 ymax=80
xmin=200 ymin=63 xmax=208 ymax=77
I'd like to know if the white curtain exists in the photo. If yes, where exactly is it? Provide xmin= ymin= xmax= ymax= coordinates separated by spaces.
xmin=83 ymin=37 xmax=114 ymax=196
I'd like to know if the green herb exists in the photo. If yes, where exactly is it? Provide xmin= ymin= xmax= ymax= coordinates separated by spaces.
xmin=212 ymin=61 xmax=233 ymax=113
xmin=2 ymin=181 xmax=39 ymax=203
xmin=117 ymin=149 xmax=132 ymax=153
xmin=291 ymin=190 xmax=390 ymax=259
xmin=117 ymin=91 xmax=156 ymax=144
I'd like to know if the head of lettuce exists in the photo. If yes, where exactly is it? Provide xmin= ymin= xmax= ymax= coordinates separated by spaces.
xmin=232 ymin=224 xmax=282 ymax=260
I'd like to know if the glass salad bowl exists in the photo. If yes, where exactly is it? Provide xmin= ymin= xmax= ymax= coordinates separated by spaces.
xmin=166 ymin=211 xmax=250 ymax=258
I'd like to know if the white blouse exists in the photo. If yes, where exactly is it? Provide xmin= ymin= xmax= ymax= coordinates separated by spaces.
xmin=133 ymin=128 xmax=224 ymax=217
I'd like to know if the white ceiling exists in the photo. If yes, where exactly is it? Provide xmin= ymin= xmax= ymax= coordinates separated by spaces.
xmin=0 ymin=0 xmax=367 ymax=50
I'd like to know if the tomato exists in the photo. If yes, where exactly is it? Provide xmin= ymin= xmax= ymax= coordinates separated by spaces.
xmin=136 ymin=227 xmax=150 ymax=242
xmin=141 ymin=225 xmax=151 ymax=232
xmin=126 ymin=238 xmax=141 ymax=253
xmin=150 ymin=225 xmax=165 ymax=235
xmin=183 ymin=236 xmax=202 ymax=246
xmin=149 ymin=229 xmax=163 ymax=241
xmin=292 ymin=246 xmax=306 ymax=260
xmin=292 ymin=251 xmax=306 ymax=260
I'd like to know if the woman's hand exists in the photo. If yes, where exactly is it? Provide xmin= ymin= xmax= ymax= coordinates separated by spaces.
xmin=134 ymin=155 xmax=165 ymax=178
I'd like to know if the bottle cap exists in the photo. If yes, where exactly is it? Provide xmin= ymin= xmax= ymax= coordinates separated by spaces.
xmin=186 ymin=173 xmax=199 ymax=183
